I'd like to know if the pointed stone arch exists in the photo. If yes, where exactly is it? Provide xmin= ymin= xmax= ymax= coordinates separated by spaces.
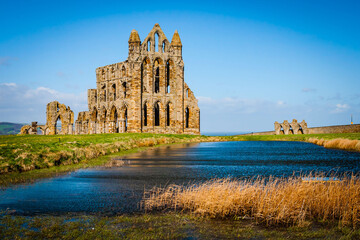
xmin=185 ymin=106 xmax=190 ymax=128
xmin=166 ymin=101 xmax=172 ymax=127
xmin=153 ymin=58 xmax=164 ymax=94
xmin=119 ymin=104 xmax=128 ymax=133
xmin=141 ymin=57 xmax=151 ymax=93
xmin=165 ymin=59 xmax=174 ymax=93
xmin=154 ymin=101 xmax=161 ymax=127
xmin=143 ymin=101 xmax=149 ymax=127
xmin=45 ymin=101 xmax=74 ymax=135
xmin=121 ymin=65 xmax=126 ymax=78
xmin=162 ymin=39 xmax=169 ymax=53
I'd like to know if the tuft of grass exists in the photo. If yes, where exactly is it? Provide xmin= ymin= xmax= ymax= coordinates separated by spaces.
xmin=142 ymin=173 xmax=360 ymax=228
xmin=308 ymin=138 xmax=360 ymax=152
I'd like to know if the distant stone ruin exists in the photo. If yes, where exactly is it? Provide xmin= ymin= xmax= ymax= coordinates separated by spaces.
xmin=20 ymin=122 xmax=46 ymax=135
xmin=45 ymin=101 xmax=74 ymax=135
xmin=274 ymin=119 xmax=308 ymax=135
xmin=20 ymin=101 xmax=74 ymax=135
xmin=19 ymin=24 xmax=200 ymax=135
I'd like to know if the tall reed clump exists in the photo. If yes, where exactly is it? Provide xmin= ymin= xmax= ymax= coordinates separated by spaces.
xmin=142 ymin=174 xmax=360 ymax=227
xmin=307 ymin=138 xmax=360 ymax=152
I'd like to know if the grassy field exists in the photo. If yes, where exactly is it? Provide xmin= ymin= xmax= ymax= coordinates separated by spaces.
xmin=1 ymin=213 xmax=360 ymax=239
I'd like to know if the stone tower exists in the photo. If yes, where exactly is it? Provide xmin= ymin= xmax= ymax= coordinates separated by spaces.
xmin=74 ymin=24 xmax=200 ymax=135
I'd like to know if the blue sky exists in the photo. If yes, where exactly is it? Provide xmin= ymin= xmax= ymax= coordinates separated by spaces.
xmin=0 ymin=0 xmax=359 ymax=132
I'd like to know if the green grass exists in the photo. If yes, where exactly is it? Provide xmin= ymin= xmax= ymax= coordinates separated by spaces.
xmin=1 ymin=212 xmax=359 ymax=240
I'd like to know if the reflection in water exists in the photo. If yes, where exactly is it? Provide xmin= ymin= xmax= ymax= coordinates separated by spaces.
xmin=1 ymin=141 xmax=360 ymax=216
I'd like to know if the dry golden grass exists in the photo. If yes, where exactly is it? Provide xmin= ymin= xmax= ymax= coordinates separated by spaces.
xmin=308 ymin=138 xmax=360 ymax=152
xmin=142 ymin=174 xmax=360 ymax=227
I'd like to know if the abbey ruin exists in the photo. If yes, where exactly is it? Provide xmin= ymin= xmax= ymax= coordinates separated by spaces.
xmin=21 ymin=24 xmax=200 ymax=135
xmin=274 ymin=119 xmax=309 ymax=135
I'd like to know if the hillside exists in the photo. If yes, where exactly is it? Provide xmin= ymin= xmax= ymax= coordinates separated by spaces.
xmin=0 ymin=122 xmax=24 ymax=135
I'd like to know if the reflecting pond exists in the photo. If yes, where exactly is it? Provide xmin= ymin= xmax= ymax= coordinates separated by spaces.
xmin=1 ymin=141 xmax=360 ymax=215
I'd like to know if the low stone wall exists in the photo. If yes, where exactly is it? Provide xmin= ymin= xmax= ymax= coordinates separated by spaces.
xmin=308 ymin=124 xmax=360 ymax=134
xmin=242 ymin=124 xmax=360 ymax=136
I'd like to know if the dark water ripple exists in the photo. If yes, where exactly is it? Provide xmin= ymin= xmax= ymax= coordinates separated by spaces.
xmin=1 ymin=141 xmax=360 ymax=216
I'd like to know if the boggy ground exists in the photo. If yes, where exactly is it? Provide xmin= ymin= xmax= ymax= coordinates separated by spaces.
xmin=1 ymin=213 xmax=360 ymax=240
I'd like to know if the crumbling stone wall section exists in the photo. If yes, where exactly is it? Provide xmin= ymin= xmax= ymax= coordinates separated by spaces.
xmin=275 ymin=119 xmax=307 ymax=135
xmin=247 ymin=122 xmax=360 ymax=136
xmin=45 ymin=101 xmax=74 ymax=135
xmin=308 ymin=124 xmax=360 ymax=134
xmin=20 ymin=122 xmax=48 ymax=135
xmin=76 ymin=24 xmax=200 ymax=135
xmin=20 ymin=125 xmax=32 ymax=134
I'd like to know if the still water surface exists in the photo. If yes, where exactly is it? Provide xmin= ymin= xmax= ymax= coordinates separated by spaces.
xmin=1 ymin=141 xmax=360 ymax=215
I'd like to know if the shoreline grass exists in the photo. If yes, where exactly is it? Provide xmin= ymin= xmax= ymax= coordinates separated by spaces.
xmin=307 ymin=137 xmax=360 ymax=152
xmin=142 ymin=173 xmax=360 ymax=228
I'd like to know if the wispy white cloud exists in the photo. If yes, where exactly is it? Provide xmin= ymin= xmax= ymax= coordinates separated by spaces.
xmin=0 ymin=83 xmax=87 ymax=123
xmin=0 ymin=82 xmax=17 ymax=87
xmin=332 ymin=103 xmax=350 ymax=113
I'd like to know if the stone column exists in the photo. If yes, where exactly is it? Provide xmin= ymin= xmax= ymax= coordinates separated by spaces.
xmin=290 ymin=119 xmax=300 ymax=135
xmin=274 ymin=121 xmax=281 ymax=135
xmin=282 ymin=120 xmax=290 ymax=135
xmin=68 ymin=124 xmax=74 ymax=135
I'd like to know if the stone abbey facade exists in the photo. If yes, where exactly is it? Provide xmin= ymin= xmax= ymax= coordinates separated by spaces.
xmin=21 ymin=24 xmax=200 ymax=135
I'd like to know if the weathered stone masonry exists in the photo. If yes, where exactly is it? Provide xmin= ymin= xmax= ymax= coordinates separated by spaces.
xmin=75 ymin=24 xmax=200 ymax=135
xmin=21 ymin=24 xmax=200 ymax=135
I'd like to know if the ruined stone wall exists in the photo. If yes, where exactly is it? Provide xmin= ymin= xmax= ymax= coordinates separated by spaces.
xmin=76 ymin=24 xmax=200 ymax=135
xmin=274 ymin=119 xmax=308 ymax=135
xmin=308 ymin=124 xmax=360 ymax=134
xmin=45 ymin=101 xmax=74 ymax=135
xmin=243 ymin=123 xmax=360 ymax=136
